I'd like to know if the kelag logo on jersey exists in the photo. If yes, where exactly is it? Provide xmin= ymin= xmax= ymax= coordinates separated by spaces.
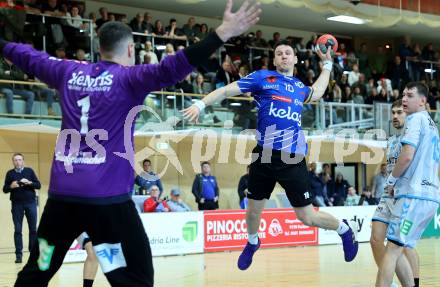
xmin=67 ymin=71 xmax=114 ymax=92
xmin=268 ymin=102 xmax=301 ymax=125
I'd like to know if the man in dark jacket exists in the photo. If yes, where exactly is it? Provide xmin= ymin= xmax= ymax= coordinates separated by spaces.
xmin=192 ymin=161 xmax=219 ymax=210
xmin=0 ymin=57 xmax=35 ymax=114
xmin=3 ymin=153 xmax=41 ymax=263
xmin=309 ymin=163 xmax=327 ymax=207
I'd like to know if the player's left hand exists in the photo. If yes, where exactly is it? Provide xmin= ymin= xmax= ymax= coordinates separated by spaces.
xmin=315 ymin=46 xmax=333 ymax=62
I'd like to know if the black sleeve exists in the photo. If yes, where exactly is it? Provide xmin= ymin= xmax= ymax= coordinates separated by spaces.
xmin=192 ymin=175 xmax=201 ymax=203
xmin=183 ymin=32 xmax=224 ymax=67
xmin=3 ymin=170 xmax=12 ymax=194
xmin=29 ymin=169 xmax=41 ymax=190
xmin=0 ymin=38 xmax=9 ymax=55
xmin=214 ymin=176 xmax=219 ymax=197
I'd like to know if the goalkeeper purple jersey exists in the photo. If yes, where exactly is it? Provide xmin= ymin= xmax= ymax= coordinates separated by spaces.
xmin=4 ymin=43 xmax=193 ymax=203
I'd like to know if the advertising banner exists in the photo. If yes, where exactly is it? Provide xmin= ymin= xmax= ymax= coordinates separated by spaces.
xmin=204 ymin=208 xmax=318 ymax=252
xmin=422 ymin=206 xmax=440 ymax=238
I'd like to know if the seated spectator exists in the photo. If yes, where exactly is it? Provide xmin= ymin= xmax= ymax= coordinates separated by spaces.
xmin=135 ymin=159 xmax=163 ymax=196
xmin=195 ymin=23 xmax=209 ymax=42
xmin=251 ymin=30 xmax=269 ymax=48
xmin=32 ymin=86 xmax=57 ymax=116
xmin=75 ymin=49 xmax=86 ymax=61
xmin=65 ymin=6 xmax=84 ymax=30
xmin=95 ymin=7 xmax=109 ymax=30
xmin=388 ymin=55 xmax=409 ymax=91
xmin=139 ymin=41 xmax=159 ymax=64
xmin=167 ymin=188 xmax=191 ymax=212
xmin=348 ymin=64 xmax=360 ymax=86
xmin=268 ymin=32 xmax=281 ymax=48
xmin=165 ymin=18 xmax=186 ymax=40
xmin=161 ymin=43 xmax=175 ymax=61
xmin=143 ymin=185 xmax=170 ymax=212
xmin=352 ymin=86 xmax=364 ymax=104
xmin=0 ymin=57 xmax=35 ymax=114
xmin=345 ymin=187 xmax=360 ymax=206
xmin=182 ymin=17 xmax=197 ymax=43
xmin=364 ymin=88 xmax=378 ymax=105
xmin=153 ymin=20 xmax=165 ymax=36
xmin=142 ymin=12 xmax=153 ymax=34
xmin=55 ymin=47 xmax=67 ymax=59
xmin=359 ymin=189 xmax=377 ymax=206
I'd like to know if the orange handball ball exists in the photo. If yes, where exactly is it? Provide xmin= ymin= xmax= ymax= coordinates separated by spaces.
xmin=316 ymin=34 xmax=338 ymax=55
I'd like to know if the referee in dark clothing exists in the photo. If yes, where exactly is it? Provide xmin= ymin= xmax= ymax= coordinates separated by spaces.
xmin=3 ymin=153 xmax=40 ymax=263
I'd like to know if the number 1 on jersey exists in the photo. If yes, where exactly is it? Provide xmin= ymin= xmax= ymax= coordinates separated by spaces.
xmin=77 ymin=96 xmax=90 ymax=134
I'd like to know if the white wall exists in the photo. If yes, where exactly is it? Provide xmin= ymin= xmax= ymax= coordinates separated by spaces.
xmin=85 ymin=0 xmax=318 ymax=43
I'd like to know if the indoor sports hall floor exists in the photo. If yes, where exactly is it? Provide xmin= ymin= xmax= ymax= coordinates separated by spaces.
xmin=1 ymin=239 xmax=439 ymax=287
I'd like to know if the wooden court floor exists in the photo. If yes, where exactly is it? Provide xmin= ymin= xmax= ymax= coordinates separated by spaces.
xmin=1 ymin=239 xmax=439 ymax=287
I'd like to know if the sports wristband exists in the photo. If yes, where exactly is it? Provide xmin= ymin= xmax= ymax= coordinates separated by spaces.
xmin=386 ymin=174 xmax=398 ymax=186
xmin=194 ymin=100 xmax=206 ymax=111
xmin=323 ymin=60 xmax=333 ymax=72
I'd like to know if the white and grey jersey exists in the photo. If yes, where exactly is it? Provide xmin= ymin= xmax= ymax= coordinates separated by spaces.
xmin=383 ymin=134 xmax=403 ymax=198
xmin=395 ymin=111 xmax=440 ymax=203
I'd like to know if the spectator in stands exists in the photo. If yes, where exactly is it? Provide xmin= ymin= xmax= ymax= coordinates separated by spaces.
xmin=75 ymin=48 xmax=86 ymax=61
xmin=108 ymin=14 xmax=115 ymax=22
xmin=193 ymin=73 xmax=220 ymax=123
xmin=352 ymin=86 xmax=364 ymax=104
xmin=153 ymin=19 xmax=165 ymax=36
xmin=365 ymin=77 xmax=376 ymax=96
xmin=142 ymin=12 xmax=153 ymax=34
xmin=376 ymin=78 xmax=392 ymax=98
xmin=130 ymin=13 xmax=145 ymax=44
xmin=342 ymin=86 xmax=352 ymax=103
xmin=319 ymin=163 xmax=333 ymax=206
xmin=355 ymin=73 xmax=367 ymax=96
xmin=192 ymin=161 xmax=219 ymax=210
xmin=422 ymin=43 xmax=436 ymax=61
xmin=65 ymin=6 xmax=84 ymax=30
xmin=338 ymin=73 xmax=349 ymax=91
xmin=409 ymin=43 xmax=422 ymax=81
xmin=31 ymin=85 xmax=57 ymax=116
xmin=216 ymin=60 xmax=236 ymax=89
xmin=182 ymin=17 xmax=197 ymax=43
xmin=195 ymin=23 xmax=209 ymax=42
xmin=391 ymin=89 xmax=400 ymax=102
xmin=345 ymin=187 xmax=360 ymax=206
xmin=371 ymin=163 xmax=386 ymax=204
xmin=357 ymin=43 xmax=370 ymax=78
xmin=165 ymin=18 xmax=186 ymax=40
xmin=55 ymin=47 xmax=67 ymax=59
xmin=161 ymin=43 xmax=175 ymax=61
xmin=309 ymin=163 xmax=326 ymax=207
xmin=95 ymin=7 xmax=109 ymax=30
xmin=268 ymin=32 xmax=281 ymax=48
xmin=167 ymin=188 xmax=191 ymax=212
xmin=364 ymin=87 xmax=378 ymax=105
xmin=370 ymin=45 xmax=387 ymax=81
xmin=2 ymin=153 xmax=41 ymax=263
xmin=398 ymin=35 xmax=412 ymax=63
xmin=41 ymin=0 xmax=65 ymax=52
xmin=0 ymin=57 xmax=35 ymax=114
xmin=348 ymin=63 xmax=360 ymax=87
xmin=388 ymin=55 xmax=409 ymax=91
xmin=359 ymin=189 xmax=377 ymax=206
xmin=306 ymin=34 xmax=317 ymax=50
xmin=139 ymin=41 xmax=158 ymax=64
xmin=135 ymin=159 xmax=163 ymax=196
xmin=237 ymin=165 xmax=249 ymax=209
xmin=251 ymin=30 xmax=268 ymax=48
xmin=378 ymin=87 xmax=389 ymax=103
xmin=143 ymin=185 xmax=170 ymax=213
xmin=328 ymin=173 xmax=350 ymax=206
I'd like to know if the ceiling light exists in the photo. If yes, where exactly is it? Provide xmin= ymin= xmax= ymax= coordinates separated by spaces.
xmin=327 ymin=15 xmax=367 ymax=25
xmin=425 ymin=68 xmax=436 ymax=73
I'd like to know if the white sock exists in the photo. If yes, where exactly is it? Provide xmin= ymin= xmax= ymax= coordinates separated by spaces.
xmin=336 ymin=220 xmax=349 ymax=235
xmin=248 ymin=233 xmax=258 ymax=245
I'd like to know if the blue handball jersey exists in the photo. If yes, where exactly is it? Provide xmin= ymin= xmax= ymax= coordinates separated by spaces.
xmin=237 ymin=70 xmax=313 ymax=155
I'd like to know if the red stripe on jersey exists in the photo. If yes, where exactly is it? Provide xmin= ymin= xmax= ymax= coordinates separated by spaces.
xmin=271 ymin=95 xmax=292 ymax=103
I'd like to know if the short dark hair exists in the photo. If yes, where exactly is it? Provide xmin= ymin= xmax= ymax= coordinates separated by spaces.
xmin=143 ymin=159 xmax=151 ymax=165
xmin=405 ymin=82 xmax=429 ymax=98
xmin=201 ymin=161 xmax=210 ymax=167
xmin=391 ymin=99 xmax=402 ymax=109
xmin=12 ymin=153 xmax=24 ymax=159
xmin=273 ymin=40 xmax=293 ymax=52
xmin=170 ymin=18 xmax=177 ymax=24
xmin=98 ymin=21 xmax=133 ymax=55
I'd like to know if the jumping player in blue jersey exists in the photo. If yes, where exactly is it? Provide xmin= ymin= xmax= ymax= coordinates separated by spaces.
xmin=183 ymin=40 xmax=359 ymax=270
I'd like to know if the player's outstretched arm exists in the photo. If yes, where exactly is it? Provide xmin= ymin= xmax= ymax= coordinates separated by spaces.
xmin=129 ymin=0 xmax=261 ymax=95
xmin=182 ymin=81 xmax=242 ymax=123
xmin=307 ymin=48 xmax=333 ymax=102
